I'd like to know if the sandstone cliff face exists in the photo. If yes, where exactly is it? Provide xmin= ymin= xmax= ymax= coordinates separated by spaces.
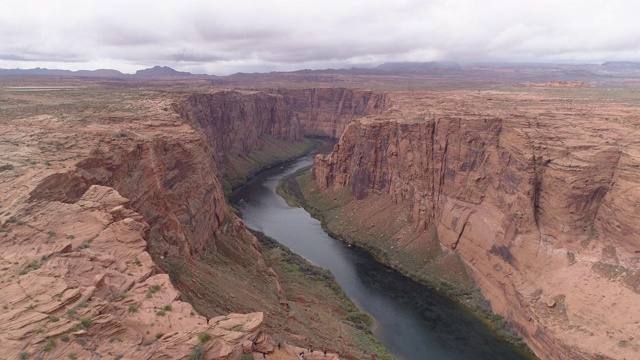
xmin=176 ymin=91 xmax=303 ymax=159
xmin=273 ymin=88 xmax=389 ymax=138
xmin=313 ymin=90 xmax=640 ymax=360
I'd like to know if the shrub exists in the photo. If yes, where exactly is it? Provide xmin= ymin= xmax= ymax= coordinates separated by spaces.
xmin=142 ymin=339 xmax=156 ymax=346
xmin=50 ymin=316 xmax=59 ymax=322
xmin=163 ymin=304 xmax=172 ymax=311
xmin=0 ymin=164 xmax=14 ymax=171
xmin=78 ymin=242 xmax=90 ymax=249
xmin=75 ymin=337 xmax=87 ymax=346
xmin=18 ymin=352 xmax=28 ymax=359
xmin=149 ymin=284 xmax=161 ymax=293
xmin=67 ymin=308 xmax=77 ymax=317
xmin=197 ymin=332 xmax=212 ymax=343
xmin=188 ymin=344 xmax=204 ymax=360
xmin=68 ymin=354 xmax=77 ymax=359
xmin=80 ymin=317 xmax=92 ymax=327
xmin=129 ymin=305 xmax=138 ymax=313
xmin=60 ymin=334 xmax=70 ymax=342
xmin=156 ymin=310 xmax=165 ymax=316
xmin=43 ymin=339 xmax=56 ymax=351
xmin=155 ymin=332 xmax=164 ymax=339
xmin=109 ymin=337 xmax=122 ymax=343
xmin=134 ymin=258 xmax=141 ymax=266
xmin=28 ymin=261 xmax=40 ymax=270
xmin=118 ymin=293 xmax=127 ymax=300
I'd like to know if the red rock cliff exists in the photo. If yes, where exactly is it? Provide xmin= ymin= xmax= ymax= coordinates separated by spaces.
xmin=313 ymin=90 xmax=640 ymax=360
xmin=273 ymin=88 xmax=389 ymax=137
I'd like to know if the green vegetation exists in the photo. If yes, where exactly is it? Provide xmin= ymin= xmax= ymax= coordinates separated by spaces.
xmin=155 ymin=332 xmax=164 ymax=339
xmin=43 ymin=339 xmax=56 ymax=351
xmin=150 ymin=284 xmax=161 ymax=293
xmin=0 ymin=164 xmax=14 ymax=171
xmin=240 ymin=355 xmax=253 ymax=360
xmin=197 ymin=332 xmax=212 ymax=343
xmin=188 ymin=344 xmax=205 ymax=360
xmin=142 ymin=339 xmax=156 ymax=346
xmin=67 ymin=308 xmax=77 ymax=317
xmin=156 ymin=310 xmax=166 ymax=316
xmin=80 ymin=317 xmax=92 ymax=327
xmin=129 ymin=305 xmax=138 ymax=313
xmin=163 ymin=304 xmax=172 ymax=311
xmin=49 ymin=316 xmax=59 ymax=322
xmin=68 ymin=353 xmax=77 ymax=359
xmin=60 ymin=334 xmax=70 ymax=342
xmin=18 ymin=352 xmax=29 ymax=359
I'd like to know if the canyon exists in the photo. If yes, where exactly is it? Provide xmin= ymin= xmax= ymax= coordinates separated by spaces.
xmin=311 ymin=89 xmax=640 ymax=359
xmin=0 ymin=73 xmax=638 ymax=360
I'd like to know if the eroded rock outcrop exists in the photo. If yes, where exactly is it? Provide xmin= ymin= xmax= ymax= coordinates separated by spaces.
xmin=313 ymin=90 xmax=640 ymax=360
xmin=0 ymin=184 xmax=271 ymax=359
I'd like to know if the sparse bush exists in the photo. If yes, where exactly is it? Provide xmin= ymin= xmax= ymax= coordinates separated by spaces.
xmin=155 ymin=332 xmax=164 ymax=339
xmin=129 ymin=305 xmax=137 ymax=313
xmin=232 ymin=325 xmax=242 ymax=332
xmin=149 ymin=284 xmax=161 ymax=293
xmin=66 ymin=234 xmax=75 ymax=239
xmin=49 ymin=316 xmax=59 ymax=322
xmin=163 ymin=304 xmax=172 ymax=311
xmin=188 ymin=344 xmax=204 ymax=360
xmin=35 ymin=327 xmax=44 ymax=334
xmin=28 ymin=261 xmax=40 ymax=270
xmin=43 ymin=339 xmax=56 ymax=351
xmin=134 ymin=258 xmax=141 ymax=266
xmin=241 ymin=355 xmax=253 ymax=360
xmin=75 ymin=337 xmax=87 ymax=346
xmin=156 ymin=310 xmax=165 ymax=316
xmin=78 ymin=242 xmax=90 ymax=249
xmin=18 ymin=351 xmax=29 ymax=359
xmin=68 ymin=353 xmax=77 ymax=359
xmin=67 ymin=308 xmax=77 ymax=317
xmin=118 ymin=293 xmax=127 ymax=300
xmin=110 ymin=337 xmax=122 ymax=343
xmin=0 ymin=164 xmax=14 ymax=171
xmin=142 ymin=339 xmax=156 ymax=346
xmin=60 ymin=334 xmax=70 ymax=342
xmin=80 ymin=317 xmax=92 ymax=327
xmin=197 ymin=332 xmax=212 ymax=343
xmin=44 ymin=161 xmax=51 ymax=166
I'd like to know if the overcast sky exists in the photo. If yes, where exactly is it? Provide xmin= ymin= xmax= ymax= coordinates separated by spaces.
xmin=1 ymin=0 xmax=639 ymax=75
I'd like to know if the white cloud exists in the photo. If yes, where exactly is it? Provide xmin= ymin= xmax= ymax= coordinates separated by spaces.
xmin=1 ymin=0 xmax=639 ymax=74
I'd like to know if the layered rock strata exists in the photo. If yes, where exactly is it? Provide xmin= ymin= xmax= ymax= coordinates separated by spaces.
xmin=273 ymin=88 xmax=389 ymax=138
xmin=313 ymin=90 xmax=640 ymax=360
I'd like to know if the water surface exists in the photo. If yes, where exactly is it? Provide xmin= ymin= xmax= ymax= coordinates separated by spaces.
xmin=231 ymin=152 xmax=532 ymax=360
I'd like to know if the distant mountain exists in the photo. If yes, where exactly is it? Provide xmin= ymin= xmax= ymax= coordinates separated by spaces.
xmin=377 ymin=61 xmax=461 ymax=72
xmin=0 ymin=67 xmax=126 ymax=77
xmin=134 ymin=66 xmax=192 ymax=77
xmin=601 ymin=61 xmax=640 ymax=69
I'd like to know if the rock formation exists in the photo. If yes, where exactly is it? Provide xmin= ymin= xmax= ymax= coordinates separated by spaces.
xmin=272 ymin=88 xmax=389 ymax=138
xmin=0 ymin=86 xmax=343 ymax=359
xmin=313 ymin=90 xmax=640 ymax=360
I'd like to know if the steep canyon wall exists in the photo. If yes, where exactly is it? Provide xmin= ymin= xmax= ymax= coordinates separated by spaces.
xmin=312 ymin=91 xmax=640 ymax=360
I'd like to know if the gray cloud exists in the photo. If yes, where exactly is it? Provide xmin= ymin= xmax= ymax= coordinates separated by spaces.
xmin=1 ymin=0 xmax=639 ymax=75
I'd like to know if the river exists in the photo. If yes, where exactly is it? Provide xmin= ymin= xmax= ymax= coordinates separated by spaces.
xmin=230 ymin=148 xmax=533 ymax=360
